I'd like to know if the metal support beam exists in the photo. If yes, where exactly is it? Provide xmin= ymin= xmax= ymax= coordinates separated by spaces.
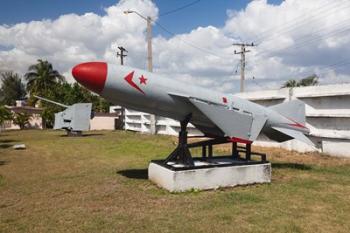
xmin=202 ymin=145 xmax=206 ymax=158
xmin=232 ymin=142 xmax=238 ymax=159
xmin=164 ymin=114 xmax=194 ymax=166
xmin=246 ymin=143 xmax=251 ymax=160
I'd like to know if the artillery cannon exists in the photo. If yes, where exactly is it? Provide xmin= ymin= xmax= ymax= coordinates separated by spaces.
xmin=35 ymin=95 xmax=92 ymax=136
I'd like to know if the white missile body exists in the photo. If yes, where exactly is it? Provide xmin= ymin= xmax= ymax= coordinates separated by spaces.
xmin=72 ymin=62 xmax=314 ymax=146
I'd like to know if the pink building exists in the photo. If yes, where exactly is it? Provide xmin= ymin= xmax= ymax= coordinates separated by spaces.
xmin=2 ymin=101 xmax=43 ymax=130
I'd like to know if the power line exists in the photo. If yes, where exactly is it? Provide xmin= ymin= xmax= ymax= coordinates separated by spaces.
xmin=256 ymin=23 xmax=350 ymax=57
xmin=160 ymin=0 xmax=201 ymax=17
xmin=152 ymin=19 xmax=232 ymax=59
xmin=251 ymin=0 xmax=348 ymax=44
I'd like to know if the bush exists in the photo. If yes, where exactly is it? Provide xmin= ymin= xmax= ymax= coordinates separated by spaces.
xmin=12 ymin=112 xmax=31 ymax=129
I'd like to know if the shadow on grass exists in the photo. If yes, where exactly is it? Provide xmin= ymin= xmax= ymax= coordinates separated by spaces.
xmin=0 ymin=161 xmax=9 ymax=166
xmin=0 ymin=139 xmax=18 ymax=149
xmin=0 ymin=139 xmax=17 ymax=143
xmin=117 ymin=169 xmax=148 ymax=180
xmin=0 ymin=144 xmax=14 ymax=149
xmin=272 ymin=163 xmax=312 ymax=170
xmin=59 ymin=133 xmax=104 ymax=137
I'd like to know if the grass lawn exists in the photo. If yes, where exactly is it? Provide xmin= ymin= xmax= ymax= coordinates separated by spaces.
xmin=0 ymin=130 xmax=350 ymax=233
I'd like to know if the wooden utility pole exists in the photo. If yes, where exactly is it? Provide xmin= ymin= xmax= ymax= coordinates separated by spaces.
xmin=146 ymin=16 xmax=156 ymax=134
xmin=146 ymin=16 xmax=153 ymax=72
xmin=117 ymin=46 xmax=128 ymax=65
xmin=233 ymin=43 xmax=255 ymax=92
xmin=123 ymin=10 xmax=155 ymax=134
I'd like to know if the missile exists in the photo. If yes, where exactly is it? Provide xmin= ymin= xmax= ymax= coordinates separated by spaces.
xmin=72 ymin=62 xmax=314 ymax=147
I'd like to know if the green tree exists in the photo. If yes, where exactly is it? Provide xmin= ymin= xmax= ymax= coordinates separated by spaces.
xmin=12 ymin=112 xmax=31 ymax=130
xmin=0 ymin=106 xmax=12 ymax=126
xmin=299 ymin=74 xmax=319 ymax=86
xmin=24 ymin=59 xmax=64 ymax=128
xmin=25 ymin=59 xmax=64 ymax=100
xmin=57 ymin=82 xmax=110 ymax=113
xmin=282 ymin=79 xmax=300 ymax=88
xmin=282 ymin=74 xmax=319 ymax=88
xmin=0 ymin=72 xmax=26 ymax=105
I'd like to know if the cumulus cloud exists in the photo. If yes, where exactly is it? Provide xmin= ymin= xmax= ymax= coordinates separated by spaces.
xmin=0 ymin=0 xmax=349 ymax=92
xmin=224 ymin=0 xmax=350 ymax=87
xmin=0 ymin=0 xmax=158 ymax=80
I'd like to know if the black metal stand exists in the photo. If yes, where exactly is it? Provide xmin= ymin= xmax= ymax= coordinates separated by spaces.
xmin=163 ymin=114 xmax=266 ymax=167
xmin=164 ymin=114 xmax=194 ymax=167
xmin=66 ymin=130 xmax=82 ymax=137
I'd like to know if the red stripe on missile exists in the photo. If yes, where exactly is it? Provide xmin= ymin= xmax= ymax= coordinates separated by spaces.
xmin=286 ymin=117 xmax=307 ymax=129
xmin=124 ymin=71 xmax=145 ymax=95
xmin=228 ymin=137 xmax=252 ymax=144
xmin=287 ymin=123 xmax=306 ymax=129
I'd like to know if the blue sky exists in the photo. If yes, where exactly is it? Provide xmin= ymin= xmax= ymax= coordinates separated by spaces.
xmin=0 ymin=0 xmax=283 ymax=35
xmin=1 ymin=0 xmax=348 ymax=91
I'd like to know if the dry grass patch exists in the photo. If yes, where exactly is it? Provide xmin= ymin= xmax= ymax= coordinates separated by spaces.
xmin=0 ymin=130 xmax=350 ymax=233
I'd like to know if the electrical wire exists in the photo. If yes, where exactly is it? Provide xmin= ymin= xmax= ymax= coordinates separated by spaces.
xmin=251 ymin=0 xmax=347 ymax=44
xmin=160 ymin=0 xmax=201 ymax=17
xmin=152 ymin=19 xmax=233 ymax=59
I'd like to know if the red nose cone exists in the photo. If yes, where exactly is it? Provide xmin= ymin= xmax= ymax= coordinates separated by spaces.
xmin=72 ymin=62 xmax=107 ymax=94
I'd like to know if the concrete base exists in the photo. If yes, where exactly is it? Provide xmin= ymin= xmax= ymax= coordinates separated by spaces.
xmin=148 ymin=157 xmax=271 ymax=192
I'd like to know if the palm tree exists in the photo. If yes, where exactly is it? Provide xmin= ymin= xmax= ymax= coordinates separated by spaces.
xmin=282 ymin=74 xmax=319 ymax=88
xmin=281 ymin=79 xmax=299 ymax=88
xmin=25 ymin=59 xmax=65 ymax=98
xmin=299 ymin=74 xmax=319 ymax=86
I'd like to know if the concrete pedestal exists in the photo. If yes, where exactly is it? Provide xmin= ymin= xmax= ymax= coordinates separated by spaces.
xmin=148 ymin=157 xmax=271 ymax=192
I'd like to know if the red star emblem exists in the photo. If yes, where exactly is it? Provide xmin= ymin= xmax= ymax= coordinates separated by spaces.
xmin=139 ymin=75 xmax=147 ymax=85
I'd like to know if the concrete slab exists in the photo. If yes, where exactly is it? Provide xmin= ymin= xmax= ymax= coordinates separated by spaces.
xmin=148 ymin=157 xmax=271 ymax=192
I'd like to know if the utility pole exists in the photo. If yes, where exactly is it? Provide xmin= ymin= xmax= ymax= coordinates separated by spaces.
xmin=124 ymin=10 xmax=156 ymax=134
xmin=117 ymin=46 xmax=128 ymax=65
xmin=146 ymin=16 xmax=156 ymax=134
xmin=233 ymin=42 xmax=255 ymax=92
xmin=146 ymin=16 xmax=153 ymax=72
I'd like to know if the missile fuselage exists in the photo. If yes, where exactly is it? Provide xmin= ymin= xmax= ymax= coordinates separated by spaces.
xmin=105 ymin=66 xmax=272 ymax=128
xmin=72 ymin=62 xmax=311 ymax=144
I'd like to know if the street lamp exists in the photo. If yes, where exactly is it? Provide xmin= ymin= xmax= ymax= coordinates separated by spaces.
xmin=124 ymin=10 xmax=156 ymax=134
xmin=124 ymin=10 xmax=153 ymax=72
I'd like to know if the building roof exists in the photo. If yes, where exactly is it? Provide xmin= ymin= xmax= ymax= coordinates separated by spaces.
xmin=5 ymin=105 xmax=43 ymax=114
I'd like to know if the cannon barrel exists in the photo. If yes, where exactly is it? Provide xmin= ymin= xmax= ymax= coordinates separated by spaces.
xmin=34 ymin=95 xmax=69 ymax=108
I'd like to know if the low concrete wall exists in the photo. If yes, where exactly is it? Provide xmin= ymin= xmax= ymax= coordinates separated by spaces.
xmin=124 ymin=108 xmax=201 ymax=136
xmin=90 ymin=116 xmax=116 ymax=130
xmin=235 ymin=84 xmax=350 ymax=158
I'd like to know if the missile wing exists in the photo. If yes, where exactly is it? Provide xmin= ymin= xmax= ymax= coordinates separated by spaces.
xmin=168 ymin=93 xmax=267 ymax=143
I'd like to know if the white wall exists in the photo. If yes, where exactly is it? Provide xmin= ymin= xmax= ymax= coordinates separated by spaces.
xmin=90 ymin=116 xmax=116 ymax=130
xmin=123 ymin=108 xmax=201 ymax=136
xmin=235 ymin=84 xmax=350 ymax=158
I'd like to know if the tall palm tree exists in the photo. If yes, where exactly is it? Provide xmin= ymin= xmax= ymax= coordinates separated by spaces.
xmin=281 ymin=79 xmax=299 ymax=88
xmin=281 ymin=74 xmax=319 ymax=88
xmin=299 ymin=74 xmax=319 ymax=86
xmin=25 ymin=59 xmax=65 ymax=97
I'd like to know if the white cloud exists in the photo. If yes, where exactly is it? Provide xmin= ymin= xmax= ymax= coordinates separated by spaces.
xmin=0 ymin=0 xmax=349 ymax=92
xmin=0 ymin=0 xmax=158 ymax=81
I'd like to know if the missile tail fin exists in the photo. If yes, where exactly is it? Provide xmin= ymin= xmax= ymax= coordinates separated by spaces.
xmin=270 ymin=99 xmax=306 ymax=125
xmin=271 ymin=127 xmax=315 ymax=147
